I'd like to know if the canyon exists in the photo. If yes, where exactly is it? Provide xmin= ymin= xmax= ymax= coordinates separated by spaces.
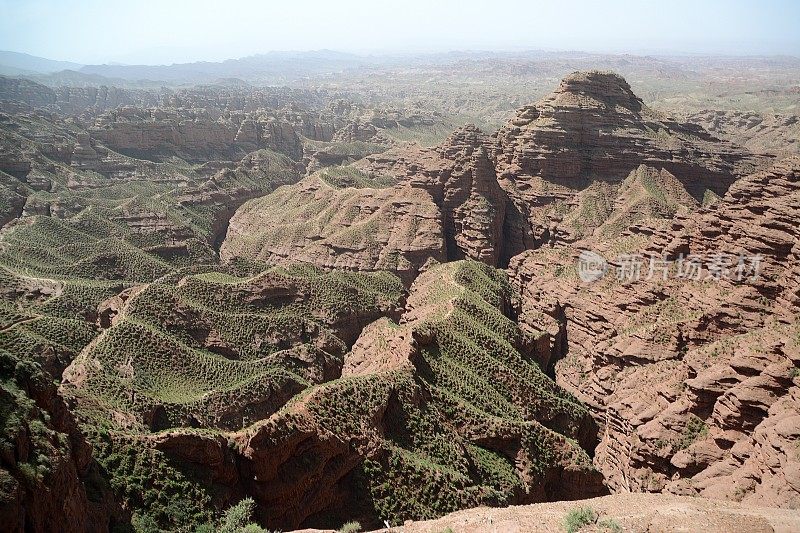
xmin=0 ymin=50 xmax=798 ymax=533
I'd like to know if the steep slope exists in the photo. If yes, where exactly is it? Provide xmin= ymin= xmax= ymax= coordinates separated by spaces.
xmin=222 ymin=127 xmax=519 ymax=283
xmin=62 ymin=261 xmax=603 ymax=531
xmin=507 ymin=156 xmax=800 ymax=507
xmin=62 ymin=265 xmax=405 ymax=431
xmin=221 ymin=71 xmax=765 ymax=279
xmin=561 ymin=164 xmax=700 ymax=239
xmin=0 ymin=348 xmax=123 ymax=532
xmin=220 ymin=168 xmax=444 ymax=284
xmin=492 ymin=70 xmax=765 ymax=243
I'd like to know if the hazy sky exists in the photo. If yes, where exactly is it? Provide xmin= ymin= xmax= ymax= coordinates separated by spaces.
xmin=1 ymin=0 xmax=798 ymax=64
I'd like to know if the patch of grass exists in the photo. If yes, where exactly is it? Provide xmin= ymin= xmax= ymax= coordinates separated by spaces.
xmin=564 ymin=506 xmax=597 ymax=532
xmin=338 ymin=521 xmax=362 ymax=533
xmin=679 ymin=415 xmax=709 ymax=450
xmin=599 ymin=517 xmax=623 ymax=532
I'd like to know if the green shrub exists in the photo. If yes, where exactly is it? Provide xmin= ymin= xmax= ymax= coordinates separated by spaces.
xmin=599 ymin=518 xmax=623 ymax=532
xmin=679 ymin=415 xmax=708 ymax=449
xmin=131 ymin=512 xmax=160 ymax=533
xmin=17 ymin=463 xmax=40 ymax=485
xmin=564 ymin=506 xmax=597 ymax=532
xmin=218 ymin=498 xmax=265 ymax=533
xmin=339 ymin=521 xmax=362 ymax=533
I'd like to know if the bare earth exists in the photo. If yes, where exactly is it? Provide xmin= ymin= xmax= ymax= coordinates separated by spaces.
xmin=353 ymin=493 xmax=800 ymax=533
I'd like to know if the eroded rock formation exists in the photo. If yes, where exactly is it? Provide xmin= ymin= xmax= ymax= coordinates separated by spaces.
xmin=222 ymin=71 xmax=763 ymax=278
xmin=508 ymin=156 xmax=800 ymax=507
xmin=222 ymin=125 xmax=520 ymax=282
xmin=140 ymin=261 xmax=605 ymax=530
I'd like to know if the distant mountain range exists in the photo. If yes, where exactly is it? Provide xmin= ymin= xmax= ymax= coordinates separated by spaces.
xmin=0 ymin=50 xmax=84 ymax=75
xmin=0 ymin=49 xmax=370 ymax=85
xmin=3 ymin=48 xmax=800 ymax=92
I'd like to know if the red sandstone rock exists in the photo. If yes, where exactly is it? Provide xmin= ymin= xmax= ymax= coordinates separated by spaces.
xmin=507 ymin=156 xmax=800 ymax=508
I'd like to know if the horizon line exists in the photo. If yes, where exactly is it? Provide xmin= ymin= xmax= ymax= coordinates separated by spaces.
xmin=3 ymin=46 xmax=800 ymax=69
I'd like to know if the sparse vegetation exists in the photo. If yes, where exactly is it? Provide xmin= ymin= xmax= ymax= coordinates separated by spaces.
xmin=320 ymin=165 xmax=396 ymax=189
xmin=599 ymin=517 xmax=623 ymax=532
xmin=338 ymin=521 xmax=362 ymax=533
xmin=564 ymin=506 xmax=597 ymax=532
xmin=679 ymin=415 xmax=709 ymax=450
xmin=3 ymin=48 xmax=796 ymax=533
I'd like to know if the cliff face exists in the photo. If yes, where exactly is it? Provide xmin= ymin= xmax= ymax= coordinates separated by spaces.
xmin=89 ymin=107 xmax=305 ymax=162
xmin=221 ymin=71 xmax=763 ymax=278
xmin=491 ymin=71 xmax=766 ymax=244
xmin=357 ymin=124 xmax=523 ymax=264
xmin=222 ymin=125 xmax=522 ymax=283
xmin=0 ymin=349 xmax=123 ymax=532
xmin=507 ymin=156 xmax=800 ymax=507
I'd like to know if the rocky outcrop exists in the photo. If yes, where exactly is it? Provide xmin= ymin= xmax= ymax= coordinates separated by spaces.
xmin=447 ymin=145 xmax=507 ymax=264
xmin=359 ymin=125 xmax=517 ymax=264
xmin=507 ymin=156 xmax=800 ymax=507
xmin=331 ymin=120 xmax=380 ymax=143
xmin=90 ymin=107 xmax=303 ymax=162
xmin=70 ymin=133 xmax=101 ymax=169
xmin=258 ymin=120 xmax=303 ymax=160
xmin=222 ymin=125 xmax=524 ymax=282
xmin=492 ymin=70 xmax=766 ymax=244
